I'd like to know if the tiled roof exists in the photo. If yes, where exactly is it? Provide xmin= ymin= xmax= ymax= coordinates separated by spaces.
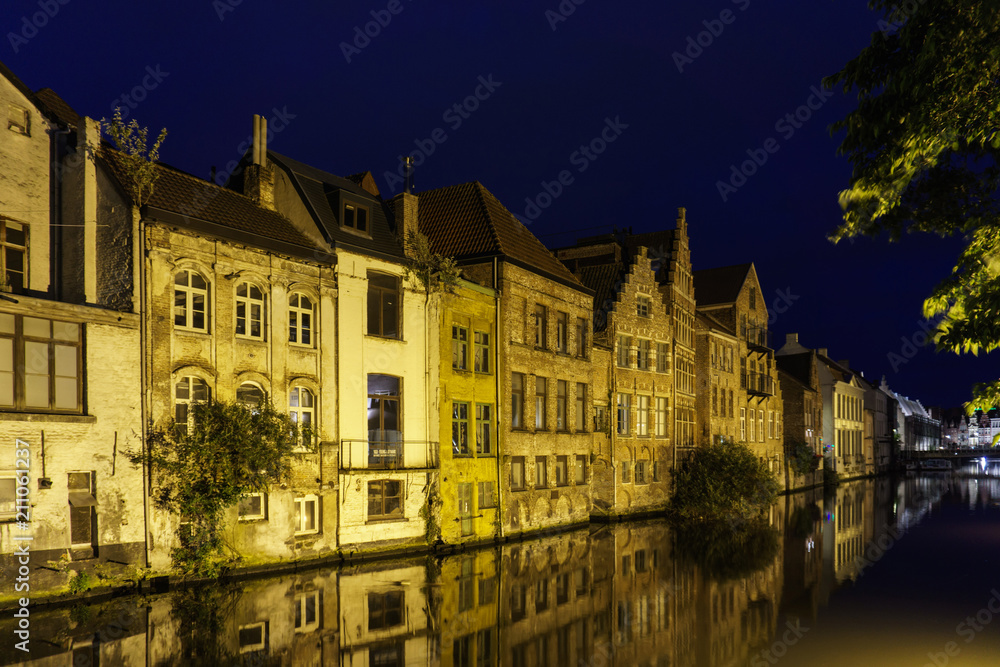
xmin=34 ymin=87 xmax=80 ymax=128
xmin=693 ymin=263 xmax=752 ymax=306
xmin=696 ymin=310 xmax=735 ymax=336
xmin=267 ymin=151 xmax=404 ymax=259
xmin=101 ymin=147 xmax=319 ymax=251
xmin=417 ymin=182 xmax=584 ymax=288
xmin=575 ymin=263 xmax=624 ymax=332
xmin=775 ymin=352 xmax=815 ymax=387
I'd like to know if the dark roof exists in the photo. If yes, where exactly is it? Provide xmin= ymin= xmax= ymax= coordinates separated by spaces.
xmin=778 ymin=367 xmax=814 ymax=393
xmin=775 ymin=351 xmax=815 ymax=387
xmin=417 ymin=182 xmax=585 ymax=289
xmin=696 ymin=310 xmax=735 ymax=336
xmin=575 ymin=263 xmax=625 ymax=332
xmin=693 ymin=263 xmax=753 ymax=306
xmin=34 ymin=88 xmax=80 ymax=128
xmin=267 ymin=151 xmax=404 ymax=260
xmin=101 ymin=148 xmax=319 ymax=252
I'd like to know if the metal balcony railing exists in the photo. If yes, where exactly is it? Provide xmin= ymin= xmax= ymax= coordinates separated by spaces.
xmin=745 ymin=371 xmax=774 ymax=397
xmin=744 ymin=325 xmax=771 ymax=352
xmin=340 ymin=436 xmax=439 ymax=470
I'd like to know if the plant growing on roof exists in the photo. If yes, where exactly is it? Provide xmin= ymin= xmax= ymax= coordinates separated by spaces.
xmin=402 ymin=229 xmax=461 ymax=295
xmin=101 ymin=107 xmax=167 ymax=207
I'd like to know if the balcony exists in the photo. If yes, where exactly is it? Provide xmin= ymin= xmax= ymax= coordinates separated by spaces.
xmin=743 ymin=371 xmax=774 ymax=397
xmin=340 ymin=434 xmax=438 ymax=470
xmin=744 ymin=325 xmax=771 ymax=353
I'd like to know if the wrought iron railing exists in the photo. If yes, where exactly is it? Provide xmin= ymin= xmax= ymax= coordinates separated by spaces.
xmin=339 ymin=437 xmax=439 ymax=470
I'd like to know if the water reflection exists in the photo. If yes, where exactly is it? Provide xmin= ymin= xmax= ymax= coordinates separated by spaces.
xmin=5 ymin=473 xmax=999 ymax=666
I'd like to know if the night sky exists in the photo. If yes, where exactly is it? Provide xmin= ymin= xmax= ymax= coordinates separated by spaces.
xmin=5 ymin=0 xmax=996 ymax=409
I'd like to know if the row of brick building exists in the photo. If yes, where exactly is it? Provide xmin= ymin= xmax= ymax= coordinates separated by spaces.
xmin=0 ymin=62 xmax=927 ymax=580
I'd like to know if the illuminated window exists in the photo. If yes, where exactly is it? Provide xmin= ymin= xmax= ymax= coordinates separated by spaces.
xmin=535 ymin=376 xmax=547 ymax=430
xmin=511 ymin=457 xmax=525 ymax=491
xmin=637 ymin=295 xmax=650 ymax=318
xmin=453 ymin=401 xmax=470 ymax=455
xmin=452 ymin=326 xmax=469 ymax=370
xmin=175 ymin=376 xmax=209 ymax=432
xmin=511 ymin=372 xmax=524 ymax=429
xmin=235 ymin=282 xmax=265 ymax=339
xmin=474 ymin=331 xmax=490 ymax=373
xmin=636 ymin=395 xmax=649 ymax=436
xmin=294 ymin=494 xmax=319 ymax=534
xmin=0 ymin=315 xmax=81 ymax=412
xmin=617 ymin=393 xmax=630 ymax=435
xmin=238 ymin=492 xmax=266 ymax=521
xmin=174 ymin=269 xmax=209 ymax=331
xmin=289 ymin=386 xmax=315 ymax=447
xmin=288 ymin=293 xmax=314 ymax=346
xmin=476 ymin=403 xmax=492 ymax=455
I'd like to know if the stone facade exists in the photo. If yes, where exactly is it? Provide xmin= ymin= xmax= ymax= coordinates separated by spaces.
xmin=775 ymin=335 xmax=825 ymax=491
xmin=694 ymin=312 xmax=739 ymax=446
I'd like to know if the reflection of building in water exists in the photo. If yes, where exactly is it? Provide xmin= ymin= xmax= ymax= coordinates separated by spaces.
xmin=437 ymin=548 xmax=501 ymax=666
xmin=781 ymin=490 xmax=825 ymax=624
xmin=500 ymin=527 xmax=608 ymax=666
xmin=339 ymin=560 xmax=432 ymax=666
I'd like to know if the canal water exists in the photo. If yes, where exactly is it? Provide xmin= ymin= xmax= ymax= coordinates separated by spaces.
xmin=3 ymin=471 xmax=999 ymax=666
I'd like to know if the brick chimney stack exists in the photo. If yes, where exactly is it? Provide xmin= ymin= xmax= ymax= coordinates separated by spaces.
xmin=390 ymin=190 xmax=419 ymax=258
xmin=786 ymin=333 xmax=798 ymax=345
xmin=245 ymin=114 xmax=275 ymax=210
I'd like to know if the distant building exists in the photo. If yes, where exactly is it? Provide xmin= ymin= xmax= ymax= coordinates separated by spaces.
xmin=879 ymin=379 xmax=941 ymax=452
xmin=774 ymin=334 xmax=824 ymax=490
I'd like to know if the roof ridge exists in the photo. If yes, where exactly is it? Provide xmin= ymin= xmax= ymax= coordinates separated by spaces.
xmin=471 ymin=182 xmax=506 ymax=255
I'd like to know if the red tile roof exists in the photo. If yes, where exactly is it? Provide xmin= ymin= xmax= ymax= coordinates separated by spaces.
xmin=417 ymin=182 xmax=583 ymax=288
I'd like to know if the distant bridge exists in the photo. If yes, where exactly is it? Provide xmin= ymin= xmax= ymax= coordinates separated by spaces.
xmin=904 ymin=448 xmax=1000 ymax=461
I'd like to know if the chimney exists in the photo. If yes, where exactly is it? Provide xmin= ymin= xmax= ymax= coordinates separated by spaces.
xmin=818 ymin=348 xmax=828 ymax=358
xmin=786 ymin=333 xmax=798 ymax=345
xmin=390 ymin=189 xmax=419 ymax=258
xmin=838 ymin=359 xmax=850 ymax=369
xmin=245 ymin=114 xmax=275 ymax=209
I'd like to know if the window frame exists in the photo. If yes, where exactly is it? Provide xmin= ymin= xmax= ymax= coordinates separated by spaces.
xmin=174 ymin=269 xmax=210 ymax=333
xmin=452 ymin=401 xmax=470 ymax=456
xmin=511 ymin=456 xmax=525 ymax=491
xmin=616 ymin=335 xmax=631 ymax=368
xmin=294 ymin=590 xmax=321 ymax=634
xmin=0 ymin=219 xmax=27 ymax=294
xmin=656 ymin=342 xmax=670 ymax=373
xmin=288 ymin=292 xmax=315 ymax=347
xmin=511 ymin=372 xmax=524 ymax=430
xmin=342 ymin=201 xmax=370 ymax=234
xmin=655 ymin=397 xmax=668 ymax=438
xmin=7 ymin=105 xmax=29 ymax=135
xmin=294 ymin=494 xmax=320 ymax=534
xmin=367 ymin=480 xmax=403 ymax=521
xmin=636 ymin=339 xmax=651 ymax=370
xmin=474 ymin=330 xmax=491 ymax=373
xmin=238 ymin=492 xmax=267 ymax=521
xmin=636 ymin=395 xmax=650 ymax=437
xmin=289 ymin=385 xmax=316 ymax=450
xmin=555 ymin=455 xmax=568 ymax=486
xmin=234 ymin=282 xmax=266 ymax=340
xmin=535 ymin=456 xmax=547 ymax=489
xmin=575 ymin=383 xmax=587 ymax=432
xmin=575 ymin=317 xmax=587 ymax=358
xmin=174 ymin=375 xmax=210 ymax=433
xmin=535 ymin=376 xmax=547 ymax=430
xmin=636 ymin=295 xmax=651 ymax=318
xmin=478 ymin=481 xmax=496 ymax=508
xmin=0 ymin=315 xmax=83 ymax=414
xmin=575 ymin=455 xmax=587 ymax=485
xmin=635 ymin=460 xmax=648 ymax=485
xmin=556 ymin=380 xmax=568 ymax=431
xmin=534 ymin=304 xmax=547 ymax=349
xmin=476 ymin=403 xmax=492 ymax=455
xmin=367 ymin=272 xmax=401 ymax=339
xmin=452 ymin=325 xmax=469 ymax=370
xmin=555 ymin=311 xmax=568 ymax=353
xmin=616 ymin=393 xmax=630 ymax=436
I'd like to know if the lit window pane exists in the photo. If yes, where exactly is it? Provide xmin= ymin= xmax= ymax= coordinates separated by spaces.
xmin=23 ymin=317 xmax=48 ymax=338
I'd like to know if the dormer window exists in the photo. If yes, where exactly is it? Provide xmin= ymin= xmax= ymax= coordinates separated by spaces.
xmin=7 ymin=106 xmax=28 ymax=136
xmin=343 ymin=202 xmax=369 ymax=233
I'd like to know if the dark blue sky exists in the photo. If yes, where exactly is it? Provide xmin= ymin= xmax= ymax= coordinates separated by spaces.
xmin=5 ymin=0 xmax=995 ymax=408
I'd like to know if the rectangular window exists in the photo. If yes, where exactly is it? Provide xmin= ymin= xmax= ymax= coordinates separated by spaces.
xmin=534 ymin=304 xmax=547 ymax=348
xmin=535 ymin=579 xmax=549 ymax=613
xmin=453 ymin=401 xmax=470 ymax=455
xmin=511 ymin=457 xmax=525 ymax=491
xmin=768 ymin=410 xmax=774 ymax=439
xmin=476 ymin=403 xmax=492 ymax=455
xmin=555 ymin=455 xmax=568 ymax=486
xmin=474 ymin=331 xmax=490 ymax=373
xmin=535 ymin=376 xmax=547 ymax=430
xmin=238 ymin=622 xmax=268 ymax=654
xmin=556 ymin=311 xmax=568 ymax=353
xmin=729 ymin=390 xmax=734 ymax=418
xmin=367 ymin=374 xmax=401 ymax=465
xmin=7 ymin=105 xmax=29 ymax=135
xmin=367 ymin=481 xmax=402 ymax=521
xmin=749 ymin=408 xmax=756 ymax=441
xmin=758 ymin=411 xmax=764 ymax=443
xmin=238 ymin=492 xmax=267 ymax=521
xmin=636 ymin=395 xmax=649 ymax=436
xmin=636 ymin=339 xmax=651 ymax=370
xmin=0 ymin=220 xmax=27 ymax=294
xmin=368 ymin=591 xmax=404 ymax=631
xmin=636 ymin=295 xmax=650 ymax=318
xmin=295 ymin=494 xmax=320 ymax=533
xmin=288 ymin=293 xmax=314 ymax=346
xmin=478 ymin=481 xmax=496 ymax=508
xmin=511 ymin=372 xmax=524 ymax=429
xmin=535 ymin=456 xmax=547 ymax=489
xmin=174 ymin=270 xmax=208 ymax=330
xmin=655 ymin=397 xmax=668 ymax=437
xmin=594 ymin=405 xmax=607 ymax=433
xmin=367 ymin=272 xmax=400 ymax=338
xmin=294 ymin=591 xmax=321 ymax=633
xmin=452 ymin=326 xmax=469 ymax=370
xmin=621 ymin=461 xmax=631 ymax=483
xmin=556 ymin=380 xmax=567 ymax=430
xmin=740 ymin=407 xmax=746 ymax=441
xmin=575 ymin=383 xmax=587 ymax=431
xmin=0 ymin=315 xmax=82 ymax=413
xmin=617 ymin=335 xmax=631 ymax=368
xmin=712 ymin=386 xmax=718 ymax=416
xmin=0 ymin=472 xmax=16 ymax=520
xmin=68 ymin=471 xmax=95 ymax=547
xmin=575 ymin=317 xmax=587 ymax=357
xmin=656 ymin=342 xmax=670 ymax=372
xmin=575 ymin=455 xmax=587 ymax=485
xmin=616 ymin=393 xmax=630 ymax=435
xmin=636 ymin=461 xmax=648 ymax=485
xmin=235 ymin=283 xmax=265 ymax=339
xmin=343 ymin=202 xmax=369 ymax=233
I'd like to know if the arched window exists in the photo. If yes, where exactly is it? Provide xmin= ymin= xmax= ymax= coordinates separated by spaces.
xmin=237 ymin=382 xmax=265 ymax=412
xmin=235 ymin=283 xmax=266 ymax=339
xmin=175 ymin=376 xmax=210 ymax=432
xmin=288 ymin=293 xmax=314 ymax=346
xmin=175 ymin=269 xmax=209 ymax=331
